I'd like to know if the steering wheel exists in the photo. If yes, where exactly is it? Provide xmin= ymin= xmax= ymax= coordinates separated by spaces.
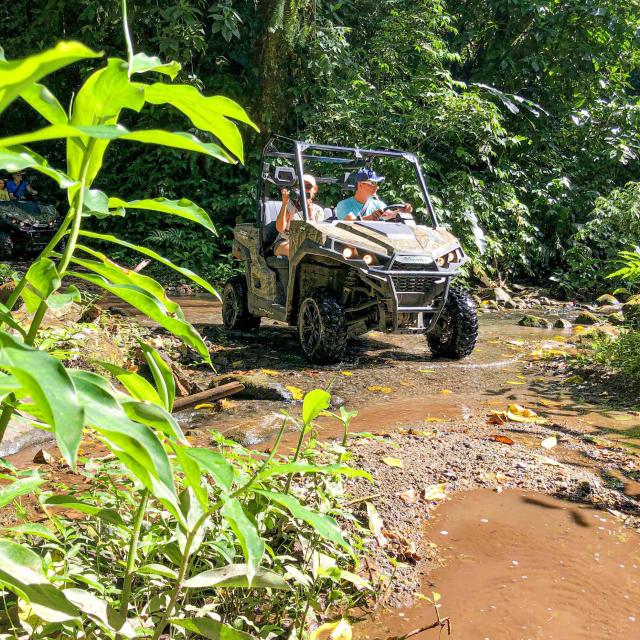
xmin=383 ymin=203 xmax=407 ymax=212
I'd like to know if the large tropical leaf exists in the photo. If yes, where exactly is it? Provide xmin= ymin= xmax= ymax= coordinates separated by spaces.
xmin=144 ymin=83 xmax=258 ymax=161
xmin=0 ymin=331 xmax=84 ymax=468
xmin=19 ymin=83 xmax=68 ymax=125
xmin=0 ymin=473 xmax=44 ymax=509
xmin=107 ymin=197 xmax=215 ymax=233
xmin=256 ymin=491 xmax=350 ymax=552
xmin=0 ymin=145 xmax=77 ymax=189
xmin=182 ymin=448 xmax=234 ymax=493
xmin=79 ymin=230 xmax=219 ymax=299
xmin=183 ymin=564 xmax=290 ymax=590
xmin=170 ymin=617 xmax=252 ymax=640
xmin=67 ymin=272 xmax=210 ymax=362
xmin=221 ymin=499 xmax=265 ymax=586
xmin=120 ymin=399 xmax=186 ymax=444
xmin=97 ymin=361 xmax=163 ymax=406
xmin=139 ymin=342 xmax=176 ymax=411
xmin=23 ymin=258 xmax=61 ymax=312
xmin=0 ymin=41 xmax=101 ymax=115
xmin=0 ymin=539 xmax=79 ymax=623
xmin=129 ymin=53 xmax=181 ymax=79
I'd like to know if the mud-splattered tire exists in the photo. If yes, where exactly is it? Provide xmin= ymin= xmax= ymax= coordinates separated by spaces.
xmin=427 ymin=286 xmax=478 ymax=359
xmin=0 ymin=233 xmax=14 ymax=261
xmin=222 ymin=275 xmax=261 ymax=331
xmin=298 ymin=289 xmax=348 ymax=364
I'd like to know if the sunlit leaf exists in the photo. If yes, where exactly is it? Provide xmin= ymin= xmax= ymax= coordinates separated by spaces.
xmin=129 ymin=53 xmax=181 ymax=79
xmin=170 ymin=617 xmax=252 ymax=640
xmin=381 ymin=457 xmax=403 ymax=468
xmin=42 ymin=495 xmax=124 ymax=526
xmin=184 ymin=564 xmax=290 ymax=590
xmin=19 ymin=83 xmax=68 ymax=125
xmin=302 ymin=389 xmax=331 ymax=424
xmin=63 ymin=588 xmax=135 ymax=638
xmin=24 ymin=258 xmax=60 ymax=312
xmin=139 ymin=342 xmax=176 ymax=412
xmin=182 ymin=448 xmax=234 ymax=493
xmin=97 ymin=361 xmax=162 ymax=406
xmin=0 ymin=474 xmax=44 ymax=509
xmin=0 ymin=145 xmax=77 ymax=189
xmin=367 ymin=385 xmax=392 ymax=393
xmin=5 ymin=523 xmax=58 ymax=543
xmin=309 ymin=619 xmax=352 ymax=640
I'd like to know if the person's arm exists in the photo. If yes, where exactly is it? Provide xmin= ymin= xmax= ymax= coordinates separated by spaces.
xmin=26 ymin=183 xmax=38 ymax=196
xmin=275 ymin=189 xmax=293 ymax=233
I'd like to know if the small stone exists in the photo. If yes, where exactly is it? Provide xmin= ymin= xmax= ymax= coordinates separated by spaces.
xmin=607 ymin=312 xmax=625 ymax=326
xmin=553 ymin=318 xmax=572 ymax=329
xmin=504 ymin=300 xmax=517 ymax=309
xmin=33 ymin=448 xmax=54 ymax=464
xmin=596 ymin=294 xmax=619 ymax=306
xmin=518 ymin=315 xmax=552 ymax=329
xmin=539 ymin=297 xmax=552 ymax=306
xmin=575 ymin=310 xmax=599 ymax=325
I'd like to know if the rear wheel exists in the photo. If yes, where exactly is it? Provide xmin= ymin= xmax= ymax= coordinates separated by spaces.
xmin=298 ymin=289 xmax=348 ymax=364
xmin=0 ymin=233 xmax=13 ymax=261
xmin=427 ymin=286 xmax=478 ymax=359
xmin=222 ymin=275 xmax=261 ymax=331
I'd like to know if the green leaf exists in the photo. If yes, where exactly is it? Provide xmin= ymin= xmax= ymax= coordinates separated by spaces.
xmin=302 ymin=389 xmax=331 ymax=425
xmin=0 ymin=303 xmax=27 ymax=338
xmin=42 ymin=495 xmax=124 ymax=526
xmin=129 ymin=53 xmax=181 ymax=79
xmin=47 ymin=286 xmax=81 ymax=310
xmin=5 ymin=523 xmax=59 ymax=543
xmin=0 ymin=145 xmax=77 ymax=189
xmin=63 ymin=588 xmax=136 ymax=638
xmin=0 ymin=41 xmax=101 ymax=115
xmin=83 ymin=189 xmax=109 ymax=216
xmin=68 ymin=369 xmax=182 ymax=522
xmin=0 ymin=124 xmax=127 ymax=148
xmin=139 ymin=343 xmax=176 ymax=412
xmin=97 ymin=361 xmax=162 ymax=406
xmin=170 ymin=617 xmax=253 ymax=640
xmin=258 ymin=462 xmax=372 ymax=481
xmin=184 ymin=564 xmax=291 ymax=590
xmin=0 ymin=372 xmax=22 ymax=400
xmin=120 ymin=399 xmax=186 ymax=444
xmin=144 ymin=83 xmax=258 ymax=161
xmin=183 ymin=448 xmax=234 ymax=493
xmin=256 ymin=491 xmax=350 ymax=552
xmin=0 ymin=331 xmax=84 ymax=468
xmin=173 ymin=444 xmax=208 ymax=510
xmin=79 ymin=230 xmax=220 ymax=299
xmin=0 ymin=538 xmax=80 ymax=622
xmin=221 ymin=499 xmax=265 ymax=586
xmin=19 ymin=83 xmax=68 ymax=125
xmin=107 ymin=196 xmax=215 ymax=234
xmin=68 ymin=271 xmax=210 ymax=363
xmin=24 ymin=258 xmax=61 ymax=312
xmin=0 ymin=474 xmax=45 ymax=509
xmin=137 ymin=563 xmax=178 ymax=579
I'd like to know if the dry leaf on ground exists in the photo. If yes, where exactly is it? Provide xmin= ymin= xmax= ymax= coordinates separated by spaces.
xmin=439 ymin=389 xmax=453 ymax=394
xmin=194 ymin=403 xmax=214 ymax=410
xmin=340 ymin=371 xmax=354 ymax=377
xmin=309 ymin=619 xmax=352 ymax=640
xmin=541 ymin=435 xmax=558 ymax=449
xmin=368 ymin=385 xmax=393 ymax=393
xmin=261 ymin=368 xmax=280 ymax=376
xmin=285 ymin=385 xmax=304 ymax=400
xmin=398 ymin=488 xmax=418 ymax=504
xmin=422 ymin=483 xmax=447 ymax=501
xmin=490 ymin=434 xmax=515 ymax=445
xmin=381 ymin=456 xmax=403 ymax=468
xmin=366 ymin=502 xmax=387 ymax=548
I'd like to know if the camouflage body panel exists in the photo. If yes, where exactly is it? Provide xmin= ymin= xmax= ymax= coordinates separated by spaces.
xmin=232 ymin=224 xmax=278 ymax=302
xmin=0 ymin=201 xmax=58 ymax=226
xmin=288 ymin=219 xmax=459 ymax=258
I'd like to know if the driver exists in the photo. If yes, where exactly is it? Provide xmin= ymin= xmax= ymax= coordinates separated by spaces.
xmin=6 ymin=171 xmax=37 ymax=200
xmin=335 ymin=168 xmax=412 ymax=221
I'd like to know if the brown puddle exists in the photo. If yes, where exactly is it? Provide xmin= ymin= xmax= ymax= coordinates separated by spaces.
xmin=356 ymin=489 xmax=640 ymax=640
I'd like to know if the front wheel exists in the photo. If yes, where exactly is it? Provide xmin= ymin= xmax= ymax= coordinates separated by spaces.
xmin=298 ymin=289 xmax=348 ymax=364
xmin=222 ymin=275 xmax=261 ymax=331
xmin=427 ymin=286 xmax=478 ymax=359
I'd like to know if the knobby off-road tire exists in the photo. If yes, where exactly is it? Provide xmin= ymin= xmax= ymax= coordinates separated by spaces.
xmin=222 ymin=275 xmax=261 ymax=331
xmin=298 ymin=289 xmax=348 ymax=364
xmin=0 ymin=233 xmax=14 ymax=261
xmin=427 ymin=286 xmax=478 ymax=359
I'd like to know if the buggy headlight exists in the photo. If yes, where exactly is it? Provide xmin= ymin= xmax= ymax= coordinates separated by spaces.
xmin=436 ymin=256 xmax=446 ymax=267
xmin=363 ymin=254 xmax=374 ymax=265
xmin=342 ymin=246 xmax=357 ymax=259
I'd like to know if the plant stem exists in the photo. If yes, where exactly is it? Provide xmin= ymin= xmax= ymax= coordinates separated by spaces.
xmin=284 ymin=419 xmax=308 ymax=495
xmin=119 ymin=490 xmax=149 ymax=618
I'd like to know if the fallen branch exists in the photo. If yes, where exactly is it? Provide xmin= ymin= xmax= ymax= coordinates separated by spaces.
xmin=172 ymin=382 xmax=244 ymax=411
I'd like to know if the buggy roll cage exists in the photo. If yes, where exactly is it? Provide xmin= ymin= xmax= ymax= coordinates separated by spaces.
xmin=258 ymin=135 xmax=439 ymax=228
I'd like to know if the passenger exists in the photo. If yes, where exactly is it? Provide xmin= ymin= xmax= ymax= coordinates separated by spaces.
xmin=335 ymin=168 xmax=412 ymax=221
xmin=273 ymin=174 xmax=324 ymax=258
xmin=6 ymin=171 xmax=37 ymax=200
xmin=0 ymin=179 xmax=10 ymax=201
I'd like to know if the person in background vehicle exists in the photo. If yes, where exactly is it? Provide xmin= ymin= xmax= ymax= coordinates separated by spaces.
xmin=273 ymin=174 xmax=325 ymax=258
xmin=6 ymin=172 xmax=37 ymax=200
xmin=335 ymin=168 xmax=412 ymax=221
xmin=0 ymin=179 xmax=10 ymax=201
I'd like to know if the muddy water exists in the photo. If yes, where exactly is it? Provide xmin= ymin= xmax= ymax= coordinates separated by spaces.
xmin=356 ymin=489 xmax=640 ymax=640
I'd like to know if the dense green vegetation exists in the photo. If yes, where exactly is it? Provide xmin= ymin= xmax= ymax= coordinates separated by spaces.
xmin=2 ymin=0 xmax=639 ymax=295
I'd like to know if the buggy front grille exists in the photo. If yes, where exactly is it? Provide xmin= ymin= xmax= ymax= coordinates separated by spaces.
xmin=391 ymin=274 xmax=432 ymax=293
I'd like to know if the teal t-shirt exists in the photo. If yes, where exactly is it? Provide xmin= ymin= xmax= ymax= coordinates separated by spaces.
xmin=335 ymin=196 xmax=386 ymax=220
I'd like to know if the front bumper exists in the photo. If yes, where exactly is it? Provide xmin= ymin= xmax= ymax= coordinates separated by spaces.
xmin=19 ymin=227 xmax=58 ymax=252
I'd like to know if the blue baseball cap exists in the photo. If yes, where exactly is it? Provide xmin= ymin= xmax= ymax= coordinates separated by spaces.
xmin=355 ymin=168 xmax=385 ymax=184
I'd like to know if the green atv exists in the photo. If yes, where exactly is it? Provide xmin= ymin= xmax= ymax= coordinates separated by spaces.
xmin=224 ymin=136 xmax=478 ymax=364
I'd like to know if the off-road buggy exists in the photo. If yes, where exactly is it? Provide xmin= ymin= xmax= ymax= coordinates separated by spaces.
xmin=224 ymin=136 xmax=478 ymax=364
xmin=0 ymin=200 xmax=62 ymax=260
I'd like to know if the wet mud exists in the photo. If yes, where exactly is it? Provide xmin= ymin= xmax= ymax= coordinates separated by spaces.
xmin=356 ymin=489 xmax=640 ymax=640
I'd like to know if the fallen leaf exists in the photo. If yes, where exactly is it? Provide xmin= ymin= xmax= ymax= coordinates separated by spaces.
xmin=564 ymin=375 xmax=584 ymax=385
xmin=366 ymin=502 xmax=387 ymax=547
xmin=516 ymin=375 xmax=526 ymax=379
xmin=422 ymin=483 xmax=447 ymax=501
xmin=309 ymin=619 xmax=352 ymax=640
xmin=538 ymin=455 xmax=563 ymax=467
xmin=398 ymin=488 xmax=418 ymax=504
xmin=33 ymin=449 xmax=54 ymax=465
xmin=194 ymin=403 xmax=214 ymax=410
xmin=285 ymin=385 xmax=304 ymax=401
xmin=538 ymin=399 xmax=562 ymax=408
xmin=612 ymin=414 xmax=633 ymax=422
xmin=490 ymin=434 xmax=515 ymax=445
xmin=340 ymin=371 xmax=354 ymax=377
xmin=506 ymin=380 xmax=526 ymax=385
xmin=541 ymin=435 xmax=558 ymax=449
xmin=418 ymin=369 xmax=436 ymax=373
xmin=424 ymin=417 xmax=444 ymax=423
xmin=399 ymin=381 xmax=413 ymax=387
xmin=439 ymin=389 xmax=453 ymax=395
xmin=368 ymin=385 xmax=393 ymax=393
xmin=261 ymin=369 xmax=280 ymax=376
xmin=382 ymin=457 xmax=404 ymax=468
